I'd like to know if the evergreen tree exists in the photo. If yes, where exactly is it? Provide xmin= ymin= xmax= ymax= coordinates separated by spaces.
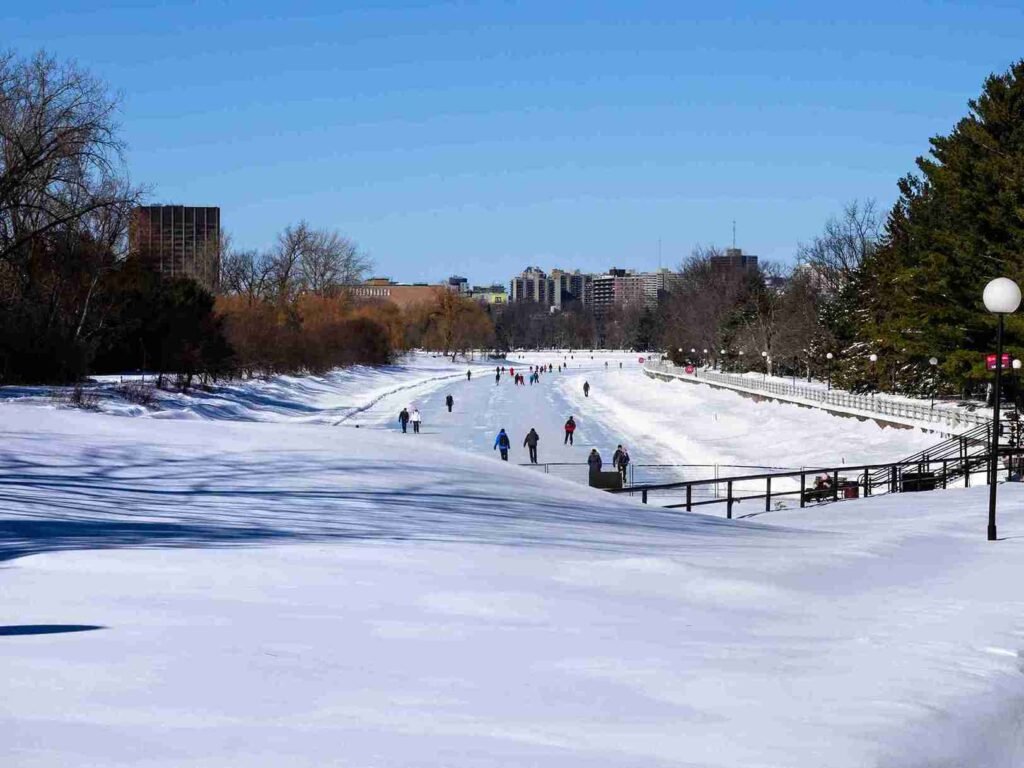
xmin=848 ymin=60 xmax=1024 ymax=396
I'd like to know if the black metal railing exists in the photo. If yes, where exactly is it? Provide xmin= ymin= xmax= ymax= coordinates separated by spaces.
xmin=608 ymin=452 xmax=1024 ymax=518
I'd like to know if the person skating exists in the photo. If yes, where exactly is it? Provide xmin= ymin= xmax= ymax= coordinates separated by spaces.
xmin=563 ymin=416 xmax=576 ymax=445
xmin=587 ymin=448 xmax=602 ymax=474
xmin=445 ymin=394 xmax=454 ymax=412
xmin=612 ymin=444 xmax=630 ymax=483
xmin=583 ymin=380 xmax=590 ymax=397
xmin=467 ymin=370 xmax=472 ymax=381
xmin=523 ymin=428 xmax=540 ymax=464
xmin=494 ymin=428 xmax=511 ymax=461
xmin=495 ymin=372 xmax=500 ymax=385
xmin=398 ymin=407 xmax=410 ymax=434
xmin=411 ymin=408 xmax=422 ymax=434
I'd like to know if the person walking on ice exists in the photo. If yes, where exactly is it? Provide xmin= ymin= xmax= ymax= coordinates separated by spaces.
xmin=563 ymin=416 xmax=576 ymax=445
xmin=411 ymin=408 xmax=422 ymax=434
xmin=494 ymin=428 xmax=511 ymax=461
xmin=445 ymin=394 xmax=454 ymax=412
xmin=583 ymin=380 xmax=590 ymax=397
xmin=398 ymin=407 xmax=410 ymax=434
xmin=523 ymin=428 xmax=540 ymax=464
xmin=612 ymin=444 xmax=630 ymax=484
xmin=467 ymin=370 xmax=472 ymax=381
xmin=495 ymin=371 xmax=501 ymax=385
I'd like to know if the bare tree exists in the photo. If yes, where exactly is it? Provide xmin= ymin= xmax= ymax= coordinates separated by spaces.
xmin=300 ymin=228 xmax=369 ymax=296
xmin=220 ymin=248 xmax=273 ymax=305
xmin=0 ymin=51 xmax=142 ymax=263
xmin=796 ymin=199 xmax=880 ymax=295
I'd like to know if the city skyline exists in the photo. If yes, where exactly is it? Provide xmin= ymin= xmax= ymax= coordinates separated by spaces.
xmin=7 ymin=1 xmax=1023 ymax=282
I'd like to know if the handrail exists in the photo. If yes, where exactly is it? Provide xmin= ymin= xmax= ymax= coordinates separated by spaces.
xmin=608 ymin=452 xmax=1024 ymax=518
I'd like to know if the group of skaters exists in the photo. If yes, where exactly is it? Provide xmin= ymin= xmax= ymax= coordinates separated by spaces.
xmin=495 ymin=363 xmax=558 ymax=386
xmin=491 ymin=417 xmax=630 ymax=482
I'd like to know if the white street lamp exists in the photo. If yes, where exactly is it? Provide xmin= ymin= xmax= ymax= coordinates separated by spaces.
xmin=929 ymin=356 xmax=939 ymax=408
xmin=826 ymin=352 xmax=834 ymax=390
xmin=983 ymin=277 xmax=1021 ymax=541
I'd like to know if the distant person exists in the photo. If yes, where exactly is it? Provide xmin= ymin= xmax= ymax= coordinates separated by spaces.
xmin=619 ymin=361 xmax=622 ymax=368
xmin=605 ymin=361 xmax=608 ymax=368
xmin=612 ymin=445 xmax=630 ymax=483
xmin=398 ymin=407 xmax=410 ymax=434
xmin=445 ymin=394 xmax=454 ymax=412
xmin=583 ymin=380 xmax=590 ymax=397
xmin=587 ymin=448 xmax=602 ymax=474
xmin=411 ymin=408 xmax=422 ymax=434
xmin=510 ymin=367 xmax=515 ymax=378
xmin=564 ymin=416 xmax=576 ymax=445
xmin=496 ymin=366 xmax=500 ymax=375
xmin=495 ymin=372 xmax=501 ymax=385
xmin=494 ymin=428 xmax=511 ymax=461
xmin=523 ymin=428 xmax=540 ymax=464
xmin=467 ymin=370 xmax=472 ymax=381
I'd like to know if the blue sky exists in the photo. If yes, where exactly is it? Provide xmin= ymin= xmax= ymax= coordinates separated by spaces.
xmin=5 ymin=1 xmax=1024 ymax=283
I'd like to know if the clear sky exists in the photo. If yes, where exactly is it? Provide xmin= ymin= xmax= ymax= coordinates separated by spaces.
xmin=5 ymin=1 xmax=1023 ymax=283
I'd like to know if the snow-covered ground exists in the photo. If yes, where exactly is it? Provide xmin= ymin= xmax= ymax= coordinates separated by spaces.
xmin=2 ymin=353 xmax=1021 ymax=767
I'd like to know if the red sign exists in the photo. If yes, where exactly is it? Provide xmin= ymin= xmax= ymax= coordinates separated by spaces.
xmin=987 ymin=353 xmax=1011 ymax=371
xmin=638 ymin=357 xmax=645 ymax=364
xmin=684 ymin=365 xmax=695 ymax=374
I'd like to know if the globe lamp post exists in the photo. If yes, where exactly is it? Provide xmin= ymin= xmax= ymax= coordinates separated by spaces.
xmin=983 ymin=277 xmax=1022 ymax=541
xmin=826 ymin=352 xmax=834 ymax=390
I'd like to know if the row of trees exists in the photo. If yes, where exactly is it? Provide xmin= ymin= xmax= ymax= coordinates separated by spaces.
xmin=0 ymin=50 xmax=494 ymax=386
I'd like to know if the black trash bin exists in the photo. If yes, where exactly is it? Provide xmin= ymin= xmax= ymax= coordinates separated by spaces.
xmin=901 ymin=471 xmax=936 ymax=492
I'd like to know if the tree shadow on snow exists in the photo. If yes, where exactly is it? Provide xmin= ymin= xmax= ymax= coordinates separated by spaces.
xmin=0 ymin=624 xmax=104 ymax=636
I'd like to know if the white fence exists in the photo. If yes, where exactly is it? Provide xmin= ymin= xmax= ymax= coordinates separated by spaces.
xmin=644 ymin=361 xmax=989 ymax=433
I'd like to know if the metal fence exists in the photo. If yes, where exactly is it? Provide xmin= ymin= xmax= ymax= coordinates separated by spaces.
xmin=644 ymin=361 xmax=989 ymax=432
xmin=610 ymin=453 xmax=1017 ymax=518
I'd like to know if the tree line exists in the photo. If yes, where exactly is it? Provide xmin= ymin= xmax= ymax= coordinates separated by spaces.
xmin=0 ymin=50 xmax=496 ymax=387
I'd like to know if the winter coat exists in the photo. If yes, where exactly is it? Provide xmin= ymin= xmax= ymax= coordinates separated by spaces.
xmin=587 ymin=451 xmax=602 ymax=471
xmin=494 ymin=431 xmax=510 ymax=450
xmin=445 ymin=395 xmax=454 ymax=407
xmin=399 ymin=409 xmax=410 ymax=424
xmin=612 ymin=448 xmax=623 ymax=467
xmin=564 ymin=419 xmax=576 ymax=433
xmin=523 ymin=430 xmax=540 ymax=448
xmin=411 ymin=410 xmax=422 ymax=423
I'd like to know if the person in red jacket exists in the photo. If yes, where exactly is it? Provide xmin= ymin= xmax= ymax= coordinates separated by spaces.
xmin=563 ymin=416 xmax=576 ymax=445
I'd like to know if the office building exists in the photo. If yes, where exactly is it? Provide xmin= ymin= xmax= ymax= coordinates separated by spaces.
xmin=349 ymin=278 xmax=444 ymax=309
xmin=710 ymin=247 xmax=758 ymax=275
xmin=129 ymin=205 xmax=221 ymax=291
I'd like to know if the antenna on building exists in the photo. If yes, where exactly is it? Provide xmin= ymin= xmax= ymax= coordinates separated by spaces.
xmin=732 ymin=220 xmax=737 ymax=249
xmin=658 ymin=237 xmax=662 ymax=269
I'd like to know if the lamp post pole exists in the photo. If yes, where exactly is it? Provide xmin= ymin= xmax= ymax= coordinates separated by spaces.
xmin=719 ymin=348 xmax=726 ymax=372
xmin=990 ymin=315 xmax=1005 ymax=541
xmin=826 ymin=352 xmax=833 ymax=390
xmin=983 ymin=277 xmax=1022 ymax=542
xmin=869 ymin=353 xmax=878 ymax=400
xmin=761 ymin=350 xmax=768 ymax=382
xmin=929 ymin=357 xmax=938 ymax=408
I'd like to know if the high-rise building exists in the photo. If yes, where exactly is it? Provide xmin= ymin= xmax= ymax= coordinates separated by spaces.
xmin=642 ymin=267 xmax=682 ymax=306
xmin=710 ymin=247 xmax=758 ymax=275
xmin=510 ymin=267 xmax=554 ymax=305
xmin=129 ymin=205 xmax=221 ymax=291
xmin=549 ymin=268 xmax=593 ymax=310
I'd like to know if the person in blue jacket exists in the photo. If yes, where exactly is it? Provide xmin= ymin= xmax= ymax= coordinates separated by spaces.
xmin=494 ymin=428 xmax=511 ymax=461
